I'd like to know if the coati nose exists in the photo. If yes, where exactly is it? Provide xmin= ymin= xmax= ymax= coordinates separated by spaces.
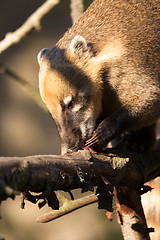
xmin=37 ymin=48 xmax=49 ymax=65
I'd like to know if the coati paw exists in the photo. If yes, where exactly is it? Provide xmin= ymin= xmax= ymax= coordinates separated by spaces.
xmin=86 ymin=118 xmax=117 ymax=150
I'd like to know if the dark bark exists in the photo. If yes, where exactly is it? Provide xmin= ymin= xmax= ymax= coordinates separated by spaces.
xmin=0 ymin=147 xmax=160 ymax=240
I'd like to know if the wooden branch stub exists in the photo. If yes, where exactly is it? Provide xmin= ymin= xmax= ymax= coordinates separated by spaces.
xmin=115 ymin=187 xmax=150 ymax=240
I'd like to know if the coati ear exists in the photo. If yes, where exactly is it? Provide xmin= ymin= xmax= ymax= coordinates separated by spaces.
xmin=69 ymin=35 xmax=94 ymax=59
xmin=70 ymin=36 xmax=87 ymax=53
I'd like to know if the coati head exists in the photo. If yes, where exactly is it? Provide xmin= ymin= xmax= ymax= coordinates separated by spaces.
xmin=38 ymin=36 xmax=104 ymax=154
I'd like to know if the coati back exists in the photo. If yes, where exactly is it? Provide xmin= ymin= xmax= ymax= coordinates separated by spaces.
xmin=38 ymin=0 xmax=160 ymax=238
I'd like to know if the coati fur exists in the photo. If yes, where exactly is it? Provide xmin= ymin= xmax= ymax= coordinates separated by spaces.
xmin=38 ymin=0 xmax=160 ymax=238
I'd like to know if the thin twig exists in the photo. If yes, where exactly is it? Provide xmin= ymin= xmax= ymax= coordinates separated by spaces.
xmin=0 ymin=0 xmax=60 ymax=54
xmin=0 ymin=62 xmax=47 ymax=111
xmin=70 ymin=0 xmax=84 ymax=24
xmin=36 ymin=194 xmax=98 ymax=223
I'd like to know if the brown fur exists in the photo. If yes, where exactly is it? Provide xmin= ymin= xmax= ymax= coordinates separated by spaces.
xmin=38 ymin=0 xmax=160 ymax=238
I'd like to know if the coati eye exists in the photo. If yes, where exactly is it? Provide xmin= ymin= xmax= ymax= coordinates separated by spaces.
xmin=63 ymin=95 xmax=82 ymax=112
xmin=67 ymin=100 xmax=73 ymax=109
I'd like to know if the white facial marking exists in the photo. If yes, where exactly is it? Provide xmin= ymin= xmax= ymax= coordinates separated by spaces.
xmin=64 ymin=96 xmax=72 ymax=105
xmin=72 ymin=104 xmax=82 ymax=112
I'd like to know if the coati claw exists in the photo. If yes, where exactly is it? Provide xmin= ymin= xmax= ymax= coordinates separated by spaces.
xmin=86 ymin=118 xmax=117 ymax=149
xmin=86 ymin=141 xmax=96 ymax=147
xmin=86 ymin=137 xmax=99 ymax=147
xmin=86 ymin=121 xmax=110 ymax=148
xmin=86 ymin=132 xmax=106 ymax=148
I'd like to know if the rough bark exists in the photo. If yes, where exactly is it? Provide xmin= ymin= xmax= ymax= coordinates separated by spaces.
xmin=0 ymin=147 xmax=160 ymax=240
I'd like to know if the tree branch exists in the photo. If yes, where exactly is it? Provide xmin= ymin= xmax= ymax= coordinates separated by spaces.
xmin=114 ymin=186 xmax=150 ymax=240
xmin=0 ymin=150 xmax=113 ymax=194
xmin=0 ymin=0 xmax=60 ymax=54
xmin=0 ymin=148 xmax=159 ymax=239
xmin=70 ymin=0 xmax=84 ymax=24
xmin=36 ymin=193 xmax=98 ymax=223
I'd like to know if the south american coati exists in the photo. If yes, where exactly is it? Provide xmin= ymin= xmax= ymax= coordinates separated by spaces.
xmin=37 ymin=0 xmax=160 ymax=238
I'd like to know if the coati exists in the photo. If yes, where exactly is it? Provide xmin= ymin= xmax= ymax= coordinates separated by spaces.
xmin=37 ymin=0 xmax=160 ymax=238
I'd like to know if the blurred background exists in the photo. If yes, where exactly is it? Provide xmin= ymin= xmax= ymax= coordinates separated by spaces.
xmin=0 ymin=0 xmax=122 ymax=239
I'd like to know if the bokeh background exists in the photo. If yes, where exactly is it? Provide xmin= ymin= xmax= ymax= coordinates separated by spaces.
xmin=0 ymin=1 xmax=123 ymax=239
